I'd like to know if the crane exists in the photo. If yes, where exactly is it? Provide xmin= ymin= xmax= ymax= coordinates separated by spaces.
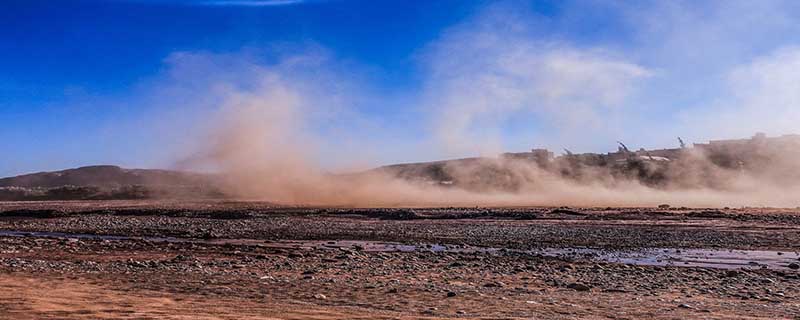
xmin=617 ymin=141 xmax=631 ymax=153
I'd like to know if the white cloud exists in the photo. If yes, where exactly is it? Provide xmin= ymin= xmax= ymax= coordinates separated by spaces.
xmin=679 ymin=46 xmax=800 ymax=139
xmin=422 ymin=5 xmax=651 ymax=156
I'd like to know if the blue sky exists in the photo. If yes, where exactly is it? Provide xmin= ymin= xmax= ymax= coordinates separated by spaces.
xmin=2 ymin=0 xmax=800 ymax=176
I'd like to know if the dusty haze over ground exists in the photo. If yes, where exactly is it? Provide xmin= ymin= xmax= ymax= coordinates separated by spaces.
xmin=180 ymin=88 xmax=800 ymax=208
xmin=162 ymin=1 xmax=800 ymax=208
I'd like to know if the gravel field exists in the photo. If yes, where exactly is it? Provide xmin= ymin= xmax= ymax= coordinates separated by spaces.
xmin=0 ymin=200 xmax=799 ymax=319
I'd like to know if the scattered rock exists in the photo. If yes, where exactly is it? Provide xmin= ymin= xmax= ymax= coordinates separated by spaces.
xmin=566 ymin=283 xmax=591 ymax=292
xmin=550 ymin=208 xmax=586 ymax=216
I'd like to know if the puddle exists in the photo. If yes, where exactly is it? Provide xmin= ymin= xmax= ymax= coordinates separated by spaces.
xmin=1 ymin=230 xmax=798 ymax=270
xmin=533 ymin=247 xmax=800 ymax=270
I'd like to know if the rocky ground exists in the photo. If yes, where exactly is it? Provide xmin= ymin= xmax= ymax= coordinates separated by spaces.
xmin=0 ymin=200 xmax=799 ymax=319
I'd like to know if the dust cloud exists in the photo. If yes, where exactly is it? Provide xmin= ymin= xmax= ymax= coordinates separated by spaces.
xmin=175 ymin=3 xmax=800 ymax=209
xmin=178 ymin=72 xmax=800 ymax=208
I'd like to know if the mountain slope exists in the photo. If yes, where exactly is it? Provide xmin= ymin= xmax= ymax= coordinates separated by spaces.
xmin=0 ymin=165 xmax=222 ymax=201
xmin=0 ymin=165 xmax=210 ymax=188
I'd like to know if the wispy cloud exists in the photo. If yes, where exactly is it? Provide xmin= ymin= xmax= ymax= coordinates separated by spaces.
xmin=130 ymin=0 xmax=310 ymax=6
xmin=421 ymin=3 xmax=651 ymax=156
xmin=198 ymin=0 xmax=306 ymax=6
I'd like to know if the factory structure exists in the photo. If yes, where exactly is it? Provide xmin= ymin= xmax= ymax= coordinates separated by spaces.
xmin=501 ymin=133 xmax=800 ymax=169
xmin=381 ymin=132 xmax=800 ymax=190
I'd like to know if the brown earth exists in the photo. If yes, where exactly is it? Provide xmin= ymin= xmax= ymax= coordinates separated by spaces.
xmin=0 ymin=200 xmax=799 ymax=319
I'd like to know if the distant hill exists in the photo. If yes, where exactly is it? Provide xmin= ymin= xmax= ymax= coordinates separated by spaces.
xmin=0 ymin=165 xmax=210 ymax=188
xmin=371 ymin=157 xmax=532 ymax=191
xmin=374 ymin=157 xmax=484 ymax=183
xmin=0 ymin=165 xmax=222 ymax=201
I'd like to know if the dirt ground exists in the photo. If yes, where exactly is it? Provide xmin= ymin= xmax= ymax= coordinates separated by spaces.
xmin=0 ymin=200 xmax=799 ymax=319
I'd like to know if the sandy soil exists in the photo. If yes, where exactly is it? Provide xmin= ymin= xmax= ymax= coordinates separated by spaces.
xmin=0 ymin=200 xmax=798 ymax=319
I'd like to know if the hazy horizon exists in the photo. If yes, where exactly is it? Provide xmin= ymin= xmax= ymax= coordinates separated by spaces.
xmin=3 ymin=0 xmax=800 ymax=178
xmin=1 ymin=131 xmax=792 ymax=178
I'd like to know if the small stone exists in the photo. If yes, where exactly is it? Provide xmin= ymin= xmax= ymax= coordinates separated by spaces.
xmin=313 ymin=294 xmax=327 ymax=300
xmin=678 ymin=303 xmax=693 ymax=309
xmin=566 ymin=283 xmax=591 ymax=292
xmin=447 ymin=291 xmax=457 ymax=298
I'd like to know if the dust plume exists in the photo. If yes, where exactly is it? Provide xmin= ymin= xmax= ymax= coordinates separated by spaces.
xmin=172 ymin=53 xmax=462 ymax=206
xmin=174 ymin=2 xmax=800 ymax=208
xmin=182 ymin=76 xmax=800 ymax=208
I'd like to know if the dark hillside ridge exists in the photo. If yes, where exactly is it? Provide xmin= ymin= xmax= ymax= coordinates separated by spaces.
xmin=0 ymin=166 xmax=222 ymax=201
xmin=0 ymin=165 xmax=210 ymax=188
